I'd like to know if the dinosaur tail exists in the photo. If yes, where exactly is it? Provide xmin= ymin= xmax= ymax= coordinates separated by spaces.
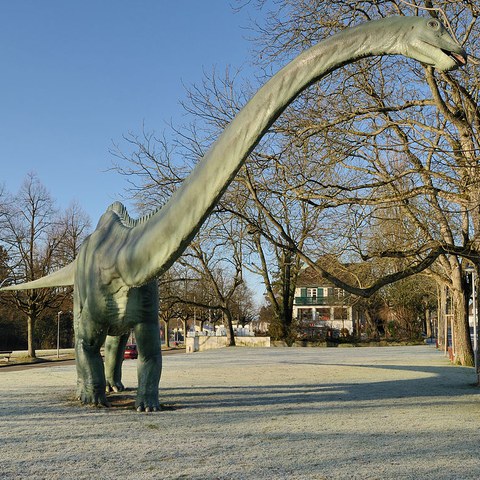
xmin=1 ymin=260 xmax=76 ymax=291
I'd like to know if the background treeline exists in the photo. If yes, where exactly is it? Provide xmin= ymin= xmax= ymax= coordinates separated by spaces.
xmin=2 ymin=1 xmax=480 ymax=365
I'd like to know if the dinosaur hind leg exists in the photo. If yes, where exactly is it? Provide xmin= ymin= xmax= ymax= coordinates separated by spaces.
xmin=134 ymin=320 xmax=162 ymax=412
xmin=104 ymin=333 xmax=129 ymax=392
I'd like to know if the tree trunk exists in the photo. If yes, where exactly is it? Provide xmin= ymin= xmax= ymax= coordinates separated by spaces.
xmin=161 ymin=319 xmax=170 ymax=348
xmin=181 ymin=319 xmax=186 ymax=341
xmin=437 ymin=283 xmax=447 ymax=352
xmin=224 ymin=310 xmax=236 ymax=347
xmin=452 ymin=288 xmax=473 ymax=366
xmin=277 ymin=309 xmax=295 ymax=346
xmin=27 ymin=314 xmax=36 ymax=358
xmin=451 ymin=268 xmax=474 ymax=366
xmin=354 ymin=312 xmax=361 ymax=339
xmin=364 ymin=309 xmax=380 ymax=340
xmin=425 ymin=307 xmax=432 ymax=339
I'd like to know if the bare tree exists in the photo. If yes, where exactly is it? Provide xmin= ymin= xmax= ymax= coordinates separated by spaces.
xmin=229 ymin=0 xmax=480 ymax=365
xmin=113 ymin=122 xmax=253 ymax=347
xmin=173 ymin=214 xmax=247 ymax=346
xmin=112 ymin=1 xmax=480 ymax=361
xmin=0 ymin=174 xmax=90 ymax=357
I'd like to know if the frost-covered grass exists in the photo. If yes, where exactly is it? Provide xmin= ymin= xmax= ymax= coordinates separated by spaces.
xmin=1 ymin=346 xmax=479 ymax=479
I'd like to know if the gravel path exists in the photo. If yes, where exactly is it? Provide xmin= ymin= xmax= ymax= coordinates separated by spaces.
xmin=1 ymin=345 xmax=480 ymax=479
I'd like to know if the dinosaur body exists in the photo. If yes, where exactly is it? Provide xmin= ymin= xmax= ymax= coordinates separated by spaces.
xmin=2 ymin=17 xmax=466 ymax=411
xmin=72 ymin=203 xmax=162 ymax=409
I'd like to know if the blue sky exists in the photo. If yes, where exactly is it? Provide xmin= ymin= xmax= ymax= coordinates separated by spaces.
xmin=1 ymin=1 xmax=262 ymax=222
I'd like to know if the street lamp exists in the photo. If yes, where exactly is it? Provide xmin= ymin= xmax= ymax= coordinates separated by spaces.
xmin=57 ymin=311 xmax=63 ymax=359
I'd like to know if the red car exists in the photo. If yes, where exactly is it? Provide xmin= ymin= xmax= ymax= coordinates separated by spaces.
xmin=124 ymin=344 xmax=138 ymax=359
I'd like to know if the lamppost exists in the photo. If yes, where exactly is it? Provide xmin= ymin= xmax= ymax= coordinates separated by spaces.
xmin=57 ymin=311 xmax=63 ymax=359
xmin=465 ymin=265 xmax=478 ymax=382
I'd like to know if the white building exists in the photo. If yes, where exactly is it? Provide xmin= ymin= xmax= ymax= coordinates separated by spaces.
xmin=293 ymin=265 xmax=361 ymax=335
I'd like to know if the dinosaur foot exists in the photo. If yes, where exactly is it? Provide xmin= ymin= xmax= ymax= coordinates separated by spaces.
xmin=135 ymin=393 xmax=160 ymax=412
xmin=77 ymin=389 xmax=111 ymax=408
xmin=105 ymin=380 xmax=125 ymax=393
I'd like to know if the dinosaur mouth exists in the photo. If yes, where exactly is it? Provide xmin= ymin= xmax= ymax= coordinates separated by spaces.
xmin=441 ymin=48 xmax=467 ymax=66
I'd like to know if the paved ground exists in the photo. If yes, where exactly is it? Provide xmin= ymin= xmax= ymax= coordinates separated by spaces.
xmin=1 ymin=345 xmax=480 ymax=479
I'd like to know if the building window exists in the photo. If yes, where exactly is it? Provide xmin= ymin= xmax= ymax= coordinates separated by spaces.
xmin=316 ymin=307 xmax=331 ymax=322
xmin=307 ymin=288 xmax=317 ymax=298
xmin=334 ymin=288 xmax=345 ymax=298
xmin=298 ymin=308 xmax=313 ymax=321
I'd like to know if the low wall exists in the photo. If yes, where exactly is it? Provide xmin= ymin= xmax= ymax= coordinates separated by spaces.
xmin=186 ymin=335 xmax=270 ymax=353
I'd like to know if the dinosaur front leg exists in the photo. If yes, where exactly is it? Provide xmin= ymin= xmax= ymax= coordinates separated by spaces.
xmin=75 ymin=323 xmax=109 ymax=407
xmin=104 ymin=333 xmax=129 ymax=392
xmin=134 ymin=321 xmax=162 ymax=412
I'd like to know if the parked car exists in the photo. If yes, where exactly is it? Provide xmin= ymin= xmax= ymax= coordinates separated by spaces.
xmin=124 ymin=344 xmax=138 ymax=359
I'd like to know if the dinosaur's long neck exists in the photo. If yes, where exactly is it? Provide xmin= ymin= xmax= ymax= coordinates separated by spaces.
xmin=122 ymin=17 xmax=409 ymax=286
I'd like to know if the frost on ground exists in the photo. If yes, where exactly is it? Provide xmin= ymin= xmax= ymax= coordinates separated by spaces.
xmin=1 ymin=346 xmax=480 ymax=480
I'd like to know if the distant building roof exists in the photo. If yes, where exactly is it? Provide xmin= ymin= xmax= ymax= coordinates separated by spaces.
xmin=296 ymin=256 xmax=364 ymax=288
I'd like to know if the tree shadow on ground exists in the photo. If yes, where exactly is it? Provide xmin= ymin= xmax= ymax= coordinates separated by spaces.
xmin=107 ymin=362 xmax=480 ymax=411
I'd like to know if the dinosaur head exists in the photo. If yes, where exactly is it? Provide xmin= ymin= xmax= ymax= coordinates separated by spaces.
xmin=402 ymin=17 xmax=467 ymax=71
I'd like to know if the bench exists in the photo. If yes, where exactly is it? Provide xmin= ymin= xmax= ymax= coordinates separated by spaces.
xmin=0 ymin=351 xmax=12 ymax=362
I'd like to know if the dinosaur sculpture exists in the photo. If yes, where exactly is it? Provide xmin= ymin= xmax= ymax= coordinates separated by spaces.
xmin=2 ymin=17 xmax=467 ymax=411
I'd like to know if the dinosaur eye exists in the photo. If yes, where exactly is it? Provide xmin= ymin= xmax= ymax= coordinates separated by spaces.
xmin=428 ymin=20 xmax=439 ymax=29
